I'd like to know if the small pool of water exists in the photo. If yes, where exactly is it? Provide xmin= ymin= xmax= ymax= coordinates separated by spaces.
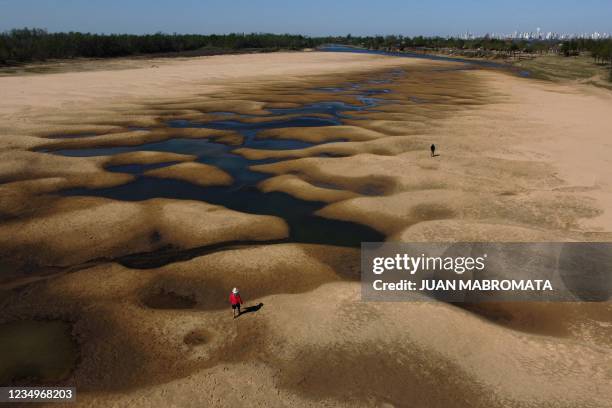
xmin=106 ymin=161 xmax=181 ymax=174
xmin=0 ymin=320 xmax=77 ymax=385
xmin=52 ymin=137 xmax=231 ymax=158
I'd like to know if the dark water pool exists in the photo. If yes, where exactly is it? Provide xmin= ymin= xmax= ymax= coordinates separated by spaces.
xmin=107 ymin=161 xmax=181 ymax=174
xmin=64 ymin=177 xmax=381 ymax=246
xmin=0 ymin=320 xmax=77 ymax=385
xmin=54 ymin=81 xmax=395 ymax=252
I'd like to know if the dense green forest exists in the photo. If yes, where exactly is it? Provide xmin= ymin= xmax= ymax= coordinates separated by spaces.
xmin=0 ymin=28 xmax=329 ymax=64
xmin=347 ymin=34 xmax=612 ymax=62
xmin=1 ymin=28 xmax=611 ymax=69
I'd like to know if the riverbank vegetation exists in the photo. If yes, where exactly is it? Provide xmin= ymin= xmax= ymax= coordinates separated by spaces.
xmin=513 ymin=55 xmax=612 ymax=88
xmin=0 ymin=28 xmax=323 ymax=65
xmin=350 ymin=35 xmax=612 ymax=84
xmin=1 ymin=28 xmax=611 ymax=84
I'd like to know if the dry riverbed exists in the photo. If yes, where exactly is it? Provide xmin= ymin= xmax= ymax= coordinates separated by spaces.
xmin=1 ymin=51 xmax=611 ymax=407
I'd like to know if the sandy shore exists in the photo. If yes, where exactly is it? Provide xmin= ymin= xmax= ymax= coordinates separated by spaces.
xmin=0 ymin=52 xmax=422 ymax=122
xmin=1 ymin=52 xmax=612 ymax=407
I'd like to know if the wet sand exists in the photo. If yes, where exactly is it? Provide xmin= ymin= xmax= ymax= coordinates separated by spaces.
xmin=1 ymin=52 xmax=612 ymax=407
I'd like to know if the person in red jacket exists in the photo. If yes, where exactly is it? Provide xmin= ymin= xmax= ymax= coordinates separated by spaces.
xmin=230 ymin=287 xmax=243 ymax=318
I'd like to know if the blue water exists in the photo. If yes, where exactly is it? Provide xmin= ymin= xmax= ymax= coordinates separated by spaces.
xmin=319 ymin=44 xmax=530 ymax=76
xmin=50 ymin=83 xmax=397 ymax=253
xmin=107 ymin=161 xmax=181 ymax=174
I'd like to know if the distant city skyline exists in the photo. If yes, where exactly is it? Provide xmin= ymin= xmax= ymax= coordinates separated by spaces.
xmin=457 ymin=29 xmax=610 ymax=41
xmin=1 ymin=0 xmax=611 ymax=37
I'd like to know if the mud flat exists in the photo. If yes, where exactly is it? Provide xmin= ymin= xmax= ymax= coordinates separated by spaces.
xmin=1 ymin=52 xmax=612 ymax=407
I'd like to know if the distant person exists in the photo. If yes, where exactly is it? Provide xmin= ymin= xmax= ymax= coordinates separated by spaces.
xmin=430 ymin=144 xmax=436 ymax=157
xmin=230 ymin=287 xmax=243 ymax=318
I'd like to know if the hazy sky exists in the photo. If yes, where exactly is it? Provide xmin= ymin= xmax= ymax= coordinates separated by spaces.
xmin=1 ymin=0 xmax=610 ymax=36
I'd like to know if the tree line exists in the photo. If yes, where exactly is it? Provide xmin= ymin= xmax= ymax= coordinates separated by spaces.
xmin=0 ymin=28 xmax=326 ymax=65
xmin=1 ymin=28 xmax=611 ymax=74
xmin=347 ymin=34 xmax=612 ymax=60
xmin=344 ymin=34 xmax=612 ymax=81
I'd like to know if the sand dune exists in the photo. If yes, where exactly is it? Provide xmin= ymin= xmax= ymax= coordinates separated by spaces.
xmin=144 ymin=162 xmax=233 ymax=187
xmin=0 ymin=197 xmax=288 ymax=280
xmin=258 ymin=174 xmax=360 ymax=203
xmin=3 ymin=245 xmax=610 ymax=407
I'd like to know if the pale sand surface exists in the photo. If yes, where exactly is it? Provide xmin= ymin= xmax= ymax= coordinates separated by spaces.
xmin=1 ymin=52 xmax=612 ymax=407
xmin=0 ymin=52 xmax=424 ymax=123
xmin=0 ymin=197 xmax=288 ymax=280
xmin=259 ymin=174 xmax=360 ymax=203
xmin=3 ymin=246 xmax=610 ymax=407
xmin=144 ymin=162 xmax=233 ymax=187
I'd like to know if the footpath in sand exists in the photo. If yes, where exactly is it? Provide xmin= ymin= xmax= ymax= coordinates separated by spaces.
xmin=1 ymin=52 xmax=612 ymax=407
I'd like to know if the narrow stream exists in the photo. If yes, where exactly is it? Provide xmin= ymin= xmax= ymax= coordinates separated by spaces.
xmin=319 ymin=44 xmax=532 ymax=77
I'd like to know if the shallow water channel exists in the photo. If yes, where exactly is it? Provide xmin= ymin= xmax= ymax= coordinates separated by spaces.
xmin=50 ymin=84 xmax=402 ymax=249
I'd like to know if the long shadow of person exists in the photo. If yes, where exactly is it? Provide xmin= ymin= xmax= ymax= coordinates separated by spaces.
xmin=238 ymin=303 xmax=264 ymax=317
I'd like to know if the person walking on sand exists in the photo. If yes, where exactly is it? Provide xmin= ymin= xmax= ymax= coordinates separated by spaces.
xmin=430 ymin=143 xmax=436 ymax=157
xmin=230 ymin=288 xmax=243 ymax=319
